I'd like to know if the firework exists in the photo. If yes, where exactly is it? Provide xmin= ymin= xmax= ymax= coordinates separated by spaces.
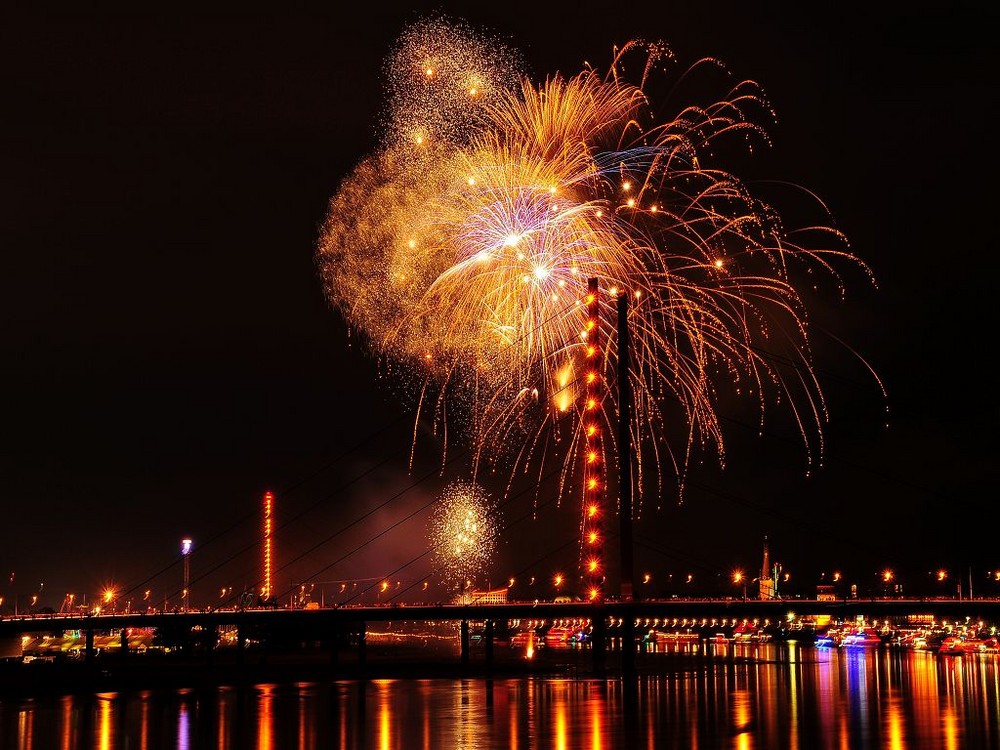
xmin=430 ymin=480 xmax=499 ymax=589
xmin=317 ymin=20 xmax=878 ymax=515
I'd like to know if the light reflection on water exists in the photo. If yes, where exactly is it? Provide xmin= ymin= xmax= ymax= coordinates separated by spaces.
xmin=0 ymin=645 xmax=998 ymax=749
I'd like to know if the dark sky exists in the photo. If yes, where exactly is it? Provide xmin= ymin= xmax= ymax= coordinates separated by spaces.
xmin=2 ymin=3 xmax=997 ymax=610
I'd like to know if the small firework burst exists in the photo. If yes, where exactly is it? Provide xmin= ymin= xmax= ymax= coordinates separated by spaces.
xmin=431 ymin=480 xmax=499 ymax=590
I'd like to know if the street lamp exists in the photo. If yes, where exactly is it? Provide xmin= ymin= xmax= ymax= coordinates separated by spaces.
xmin=181 ymin=538 xmax=193 ymax=612
xmin=733 ymin=570 xmax=746 ymax=601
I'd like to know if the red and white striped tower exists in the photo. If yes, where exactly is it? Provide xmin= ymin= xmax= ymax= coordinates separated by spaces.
xmin=581 ymin=278 xmax=606 ymax=601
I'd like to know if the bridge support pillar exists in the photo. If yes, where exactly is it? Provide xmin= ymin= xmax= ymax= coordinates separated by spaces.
xmin=85 ymin=629 xmax=95 ymax=664
xmin=484 ymin=620 xmax=494 ymax=668
xmin=205 ymin=625 xmax=216 ymax=666
xmin=460 ymin=620 xmax=470 ymax=667
xmin=591 ymin=613 xmax=606 ymax=676
xmin=621 ymin=614 xmax=635 ymax=677
xmin=330 ymin=625 xmax=339 ymax=669
xmin=357 ymin=621 xmax=366 ymax=667
xmin=119 ymin=628 xmax=129 ymax=656
xmin=237 ymin=624 xmax=245 ymax=667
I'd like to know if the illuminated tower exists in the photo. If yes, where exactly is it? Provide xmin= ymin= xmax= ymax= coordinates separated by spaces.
xmin=759 ymin=536 xmax=776 ymax=600
xmin=581 ymin=278 xmax=606 ymax=601
xmin=181 ymin=538 xmax=193 ymax=612
xmin=262 ymin=491 xmax=274 ymax=601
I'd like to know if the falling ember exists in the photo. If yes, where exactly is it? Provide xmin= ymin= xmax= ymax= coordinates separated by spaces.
xmin=553 ymin=362 xmax=575 ymax=412
xmin=430 ymin=481 xmax=500 ymax=591
xmin=317 ymin=16 xmax=881 ymax=519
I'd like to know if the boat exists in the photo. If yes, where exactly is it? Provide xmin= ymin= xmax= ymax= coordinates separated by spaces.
xmin=732 ymin=624 xmax=771 ymax=643
xmin=842 ymin=628 xmax=883 ymax=648
xmin=939 ymin=636 xmax=1000 ymax=655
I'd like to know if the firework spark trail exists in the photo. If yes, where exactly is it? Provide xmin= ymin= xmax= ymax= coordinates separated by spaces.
xmin=317 ymin=17 xmax=878 ymax=512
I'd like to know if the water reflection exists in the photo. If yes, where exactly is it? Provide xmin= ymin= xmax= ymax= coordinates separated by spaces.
xmin=256 ymin=684 xmax=274 ymax=750
xmin=95 ymin=693 xmax=114 ymax=750
xmin=1 ymin=646 xmax=999 ymax=749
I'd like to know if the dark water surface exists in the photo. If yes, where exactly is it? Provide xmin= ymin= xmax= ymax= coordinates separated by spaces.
xmin=2 ymin=643 xmax=999 ymax=748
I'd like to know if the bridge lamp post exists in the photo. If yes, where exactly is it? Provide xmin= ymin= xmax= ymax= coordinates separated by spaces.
xmin=181 ymin=538 xmax=193 ymax=612
xmin=733 ymin=570 xmax=746 ymax=601
xmin=881 ymin=569 xmax=895 ymax=598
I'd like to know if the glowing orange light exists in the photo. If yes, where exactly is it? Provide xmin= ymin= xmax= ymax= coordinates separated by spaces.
xmin=626 ymin=198 xmax=635 ymax=207
xmin=587 ymin=478 xmax=598 ymax=490
xmin=587 ymin=399 xmax=596 ymax=410
xmin=587 ymin=451 xmax=597 ymax=463
xmin=588 ymin=532 xmax=598 ymax=544
xmin=262 ymin=491 xmax=274 ymax=600
xmin=585 ymin=294 xmax=595 ymax=304
xmin=588 ymin=588 xmax=599 ymax=600
xmin=587 ymin=505 xmax=598 ymax=517
xmin=587 ymin=560 xmax=599 ymax=573
xmin=586 ymin=346 xmax=595 ymax=357
xmin=937 ymin=570 xmax=947 ymax=581
xmin=714 ymin=258 xmax=724 ymax=269
xmin=425 ymin=67 xmax=434 ymax=77
xmin=554 ymin=574 xmax=563 ymax=586
xmin=586 ymin=425 xmax=597 ymax=436
xmin=586 ymin=373 xmax=597 ymax=383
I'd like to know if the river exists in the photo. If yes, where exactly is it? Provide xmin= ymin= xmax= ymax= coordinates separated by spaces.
xmin=2 ymin=642 xmax=998 ymax=748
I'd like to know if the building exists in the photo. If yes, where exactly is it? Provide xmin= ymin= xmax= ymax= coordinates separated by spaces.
xmin=456 ymin=588 xmax=509 ymax=605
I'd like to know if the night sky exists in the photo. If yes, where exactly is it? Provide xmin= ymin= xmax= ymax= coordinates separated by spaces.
xmin=3 ymin=3 xmax=997 ymax=611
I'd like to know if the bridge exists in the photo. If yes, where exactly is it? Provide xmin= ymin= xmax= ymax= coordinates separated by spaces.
xmin=4 ymin=597 xmax=998 ymax=676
